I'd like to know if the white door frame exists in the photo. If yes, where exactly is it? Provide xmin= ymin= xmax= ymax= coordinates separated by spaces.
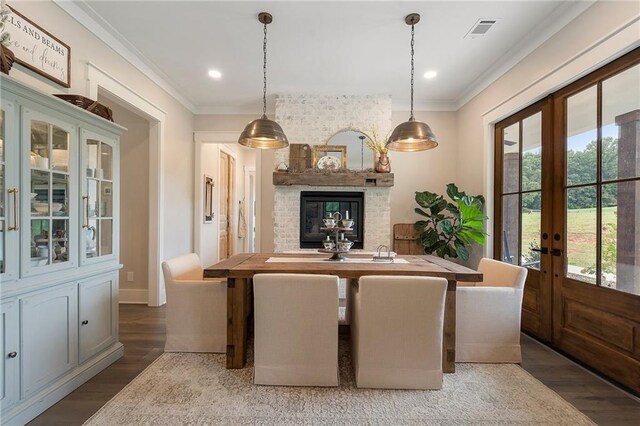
xmin=87 ymin=63 xmax=166 ymax=306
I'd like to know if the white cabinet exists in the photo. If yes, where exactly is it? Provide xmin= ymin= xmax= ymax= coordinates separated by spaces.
xmin=79 ymin=273 xmax=117 ymax=362
xmin=0 ymin=75 xmax=125 ymax=424
xmin=20 ymin=284 xmax=78 ymax=399
xmin=0 ymin=300 xmax=19 ymax=411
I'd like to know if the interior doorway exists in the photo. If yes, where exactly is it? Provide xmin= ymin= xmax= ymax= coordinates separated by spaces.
xmin=219 ymin=150 xmax=235 ymax=260
xmin=97 ymin=95 xmax=151 ymax=304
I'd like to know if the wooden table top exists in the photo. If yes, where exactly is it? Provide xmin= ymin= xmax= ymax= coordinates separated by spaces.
xmin=204 ymin=253 xmax=482 ymax=282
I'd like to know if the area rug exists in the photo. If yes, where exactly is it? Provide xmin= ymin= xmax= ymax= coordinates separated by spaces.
xmin=85 ymin=341 xmax=594 ymax=425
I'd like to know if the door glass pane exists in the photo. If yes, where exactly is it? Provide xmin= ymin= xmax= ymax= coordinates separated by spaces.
xmin=85 ymin=140 xmax=99 ymax=178
xmin=601 ymin=181 xmax=640 ymax=295
xmin=101 ymin=219 xmax=112 ymax=256
xmin=52 ymin=173 xmax=69 ymax=217
xmin=31 ymin=121 xmax=49 ymax=169
xmin=87 ymin=179 xmax=99 ymax=219
xmin=31 ymin=219 xmax=50 ymax=266
xmin=566 ymin=186 xmax=597 ymax=284
xmin=100 ymin=181 xmax=112 ymax=217
xmin=522 ymin=112 xmax=542 ymax=191
xmin=567 ymin=86 xmax=597 ymax=185
xmin=31 ymin=170 xmax=49 ymax=217
xmin=602 ymin=64 xmax=640 ymax=181
xmin=522 ymin=191 xmax=542 ymax=269
xmin=100 ymin=143 xmax=113 ymax=180
xmin=502 ymin=194 xmax=520 ymax=264
xmin=52 ymin=219 xmax=68 ymax=264
xmin=86 ymin=219 xmax=98 ymax=258
xmin=503 ymin=122 xmax=520 ymax=193
xmin=51 ymin=126 xmax=69 ymax=172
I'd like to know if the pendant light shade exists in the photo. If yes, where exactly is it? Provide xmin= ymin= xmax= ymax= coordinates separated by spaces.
xmin=239 ymin=115 xmax=289 ymax=149
xmin=387 ymin=13 xmax=438 ymax=152
xmin=239 ymin=12 xmax=289 ymax=150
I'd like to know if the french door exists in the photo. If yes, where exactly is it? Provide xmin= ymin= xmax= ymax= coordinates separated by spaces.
xmin=495 ymin=48 xmax=640 ymax=392
xmin=495 ymin=98 xmax=554 ymax=342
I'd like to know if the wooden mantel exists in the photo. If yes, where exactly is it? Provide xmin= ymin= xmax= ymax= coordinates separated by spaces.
xmin=273 ymin=171 xmax=394 ymax=187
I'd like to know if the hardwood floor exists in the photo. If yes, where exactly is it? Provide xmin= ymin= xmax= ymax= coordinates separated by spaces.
xmin=29 ymin=304 xmax=640 ymax=425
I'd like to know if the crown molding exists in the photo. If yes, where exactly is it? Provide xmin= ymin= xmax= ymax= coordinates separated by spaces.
xmin=53 ymin=0 xmax=198 ymax=113
xmin=454 ymin=0 xmax=596 ymax=110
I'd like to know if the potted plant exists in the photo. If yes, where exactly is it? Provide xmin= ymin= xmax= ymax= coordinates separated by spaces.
xmin=364 ymin=128 xmax=391 ymax=173
xmin=0 ymin=0 xmax=14 ymax=75
xmin=414 ymin=183 xmax=487 ymax=261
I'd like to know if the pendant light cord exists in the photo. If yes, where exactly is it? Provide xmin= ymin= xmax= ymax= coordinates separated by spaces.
xmin=410 ymin=23 xmax=415 ymax=121
xmin=262 ymin=21 xmax=268 ymax=118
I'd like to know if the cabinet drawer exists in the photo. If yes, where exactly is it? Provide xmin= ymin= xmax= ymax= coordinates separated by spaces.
xmin=20 ymin=284 xmax=78 ymax=399
xmin=79 ymin=273 xmax=117 ymax=363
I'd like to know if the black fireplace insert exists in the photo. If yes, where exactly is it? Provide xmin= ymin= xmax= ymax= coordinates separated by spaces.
xmin=300 ymin=191 xmax=364 ymax=249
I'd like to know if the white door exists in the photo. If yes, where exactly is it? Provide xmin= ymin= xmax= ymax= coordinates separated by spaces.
xmin=0 ymin=300 xmax=19 ymax=411
xmin=20 ymin=283 xmax=78 ymax=398
xmin=79 ymin=273 xmax=117 ymax=362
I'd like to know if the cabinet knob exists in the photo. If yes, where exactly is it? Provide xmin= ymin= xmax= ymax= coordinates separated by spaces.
xmin=81 ymin=320 xmax=89 ymax=326
xmin=7 ymin=352 xmax=17 ymax=359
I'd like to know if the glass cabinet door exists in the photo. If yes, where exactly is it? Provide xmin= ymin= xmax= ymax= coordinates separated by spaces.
xmin=21 ymin=108 xmax=77 ymax=276
xmin=0 ymin=100 xmax=18 ymax=282
xmin=80 ymin=130 xmax=118 ymax=265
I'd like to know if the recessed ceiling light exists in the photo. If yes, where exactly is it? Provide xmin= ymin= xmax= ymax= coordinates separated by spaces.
xmin=423 ymin=70 xmax=437 ymax=79
xmin=208 ymin=69 xmax=222 ymax=79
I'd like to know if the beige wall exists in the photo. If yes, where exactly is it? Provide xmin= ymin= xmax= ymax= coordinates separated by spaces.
xmin=8 ymin=1 xmax=195 ymax=291
xmin=98 ymin=97 xmax=150 ymax=292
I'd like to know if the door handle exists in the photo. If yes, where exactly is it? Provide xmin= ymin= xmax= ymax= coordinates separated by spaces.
xmin=7 ymin=188 xmax=18 ymax=231
xmin=81 ymin=320 xmax=89 ymax=326
xmin=530 ymin=247 xmax=549 ymax=255
xmin=82 ymin=195 xmax=89 ymax=228
xmin=551 ymin=248 xmax=563 ymax=256
xmin=7 ymin=351 xmax=17 ymax=358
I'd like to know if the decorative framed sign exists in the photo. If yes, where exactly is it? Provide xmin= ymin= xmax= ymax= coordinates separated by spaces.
xmin=6 ymin=6 xmax=71 ymax=87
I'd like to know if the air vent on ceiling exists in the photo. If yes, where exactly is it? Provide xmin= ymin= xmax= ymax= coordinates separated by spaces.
xmin=465 ymin=19 xmax=498 ymax=38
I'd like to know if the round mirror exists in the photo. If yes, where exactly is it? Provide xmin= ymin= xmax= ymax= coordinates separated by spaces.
xmin=326 ymin=130 xmax=374 ymax=171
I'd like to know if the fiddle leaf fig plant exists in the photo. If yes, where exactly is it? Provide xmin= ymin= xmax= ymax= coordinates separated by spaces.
xmin=414 ymin=183 xmax=488 ymax=261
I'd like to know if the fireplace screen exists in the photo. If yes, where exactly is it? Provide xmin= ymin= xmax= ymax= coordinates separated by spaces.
xmin=300 ymin=191 xmax=364 ymax=249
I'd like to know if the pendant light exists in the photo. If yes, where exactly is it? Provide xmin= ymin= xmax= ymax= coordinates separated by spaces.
xmin=387 ymin=13 xmax=438 ymax=152
xmin=238 ymin=12 xmax=289 ymax=149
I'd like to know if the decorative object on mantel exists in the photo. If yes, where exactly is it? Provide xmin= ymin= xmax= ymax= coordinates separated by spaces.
xmin=364 ymin=128 xmax=391 ymax=173
xmin=53 ymin=94 xmax=114 ymax=121
xmin=326 ymin=129 xmax=374 ymax=171
xmin=288 ymin=143 xmax=312 ymax=171
xmin=5 ymin=5 xmax=71 ymax=87
xmin=273 ymin=170 xmax=394 ymax=187
xmin=0 ymin=0 xmax=14 ymax=75
xmin=387 ymin=13 xmax=438 ymax=152
xmin=414 ymin=183 xmax=487 ymax=260
xmin=313 ymin=145 xmax=347 ymax=170
xmin=238 ymin=12 xmax=289 ymax=149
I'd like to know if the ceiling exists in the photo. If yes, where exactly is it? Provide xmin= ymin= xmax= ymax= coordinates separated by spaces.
xmin=68 ymin=1 xmax=594 ymax=114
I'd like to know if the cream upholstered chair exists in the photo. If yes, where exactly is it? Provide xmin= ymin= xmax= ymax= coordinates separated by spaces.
xmin=161 ymin=253 xmax=226 ymax=353
xmin=253 ymin=273 xmax=340 ymax=387
xmin=456 ymin=258 xmax=528 ymax=363
xmin=350 ymin=275 xmax=448 ymax=390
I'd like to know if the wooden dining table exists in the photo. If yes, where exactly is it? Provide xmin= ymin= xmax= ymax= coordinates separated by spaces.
xmin=204 ymin=252 xmax=482 ymax=373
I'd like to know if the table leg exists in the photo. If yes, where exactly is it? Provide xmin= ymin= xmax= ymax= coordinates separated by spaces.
xmin=226 ymin=277 xmax=248 ymax=369
xmin=443 ymin=280 xmax=456 ymax=373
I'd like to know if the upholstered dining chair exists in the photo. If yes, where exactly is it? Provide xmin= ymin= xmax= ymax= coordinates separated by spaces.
xmin=350 ymin=275 xmax=448 ymax=390
xmin=456 ymin=258 xmax=528 ymax=363
xmin=253 ymin=273 xmax=340 ymax=387
xmin=161 ymin=253 xmax=226 ymax=353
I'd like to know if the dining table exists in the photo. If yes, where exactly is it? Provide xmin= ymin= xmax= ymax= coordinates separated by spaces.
xmin=204 ymin=252 xmax=483 ymax=373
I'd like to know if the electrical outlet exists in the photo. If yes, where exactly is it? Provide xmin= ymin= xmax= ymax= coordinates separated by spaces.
xmin=127 ymin=271 xmax=134 ymax=282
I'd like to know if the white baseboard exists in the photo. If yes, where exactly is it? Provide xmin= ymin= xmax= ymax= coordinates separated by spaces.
xmin=119 ymin=288 xmax=149 ymax=304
